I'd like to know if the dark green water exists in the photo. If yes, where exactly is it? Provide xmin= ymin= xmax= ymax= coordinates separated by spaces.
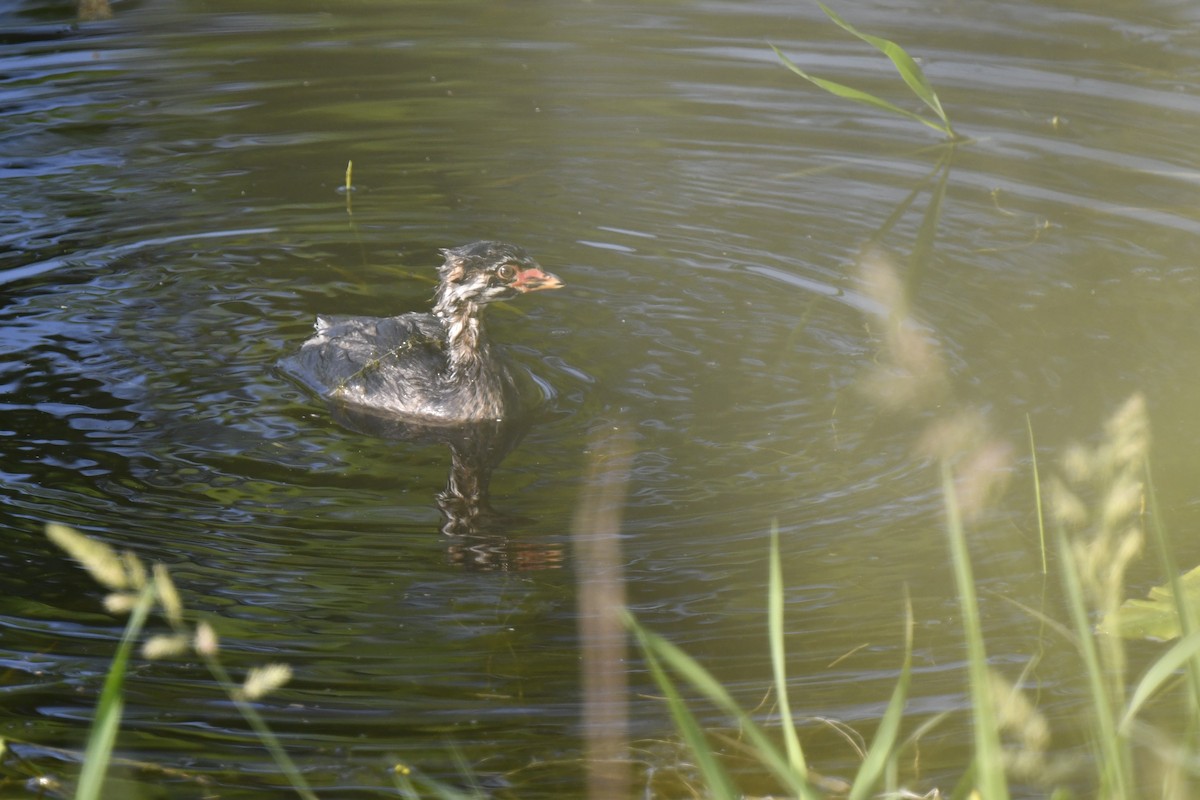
xmin=3 ymin=0 xmax=1200 ymax=796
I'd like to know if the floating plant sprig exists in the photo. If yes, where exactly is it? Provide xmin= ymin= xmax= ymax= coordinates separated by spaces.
xmin=772 ymin=2 xmax=960 ymax=141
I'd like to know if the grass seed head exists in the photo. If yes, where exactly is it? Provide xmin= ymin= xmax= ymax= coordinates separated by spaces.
xmin=46 ymin=523 xmax=129 ymax=591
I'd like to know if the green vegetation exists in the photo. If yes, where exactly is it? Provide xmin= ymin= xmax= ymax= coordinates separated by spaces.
xmin=38 ymin=523 xmax=317 ymax=800
xmin=622 ymin=14 xmax=1199 ymax=792
xmin=773 ymin=2 xmax=960 ymax=141
xmin=629 ymin=244 xmax=1200 ymax=796
xmin=5 ymin=524 xmax=484 ymax=799
xmin=630 ymin=397 xmax=1200 ymax=797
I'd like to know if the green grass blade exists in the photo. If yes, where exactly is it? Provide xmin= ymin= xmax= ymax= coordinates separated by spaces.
xmin=847 ymin=595 xmax=913 ymax=800
xmin=814 ymin=2 xmax=952 ymax=131
xmin=1143 ymin=459 xmax=1200 ymax=707
xmin=1054 ymin=528 xmax=1135 ymax=797
xmin=1123 ymin=629 xmax=1200 ymax=729
xmin=768 ymin=523 xmax=807 ymax=777
xmin=75 ymin=584 xmax=155 ymax=800
xmin=771 ymin=45 xmax=953 ymax=137
xmin=1026 ymin=414 xmax=1048 ymax=575
xmin=628 ymin=619 xmax=739 ymax=800
xmin=627 ymin=612 xmax=818 ymax=799
xmin=941 ymin=462 xmax=1009 ymax=800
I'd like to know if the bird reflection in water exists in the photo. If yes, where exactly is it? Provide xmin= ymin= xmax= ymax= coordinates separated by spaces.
xmin=329 ymin=404 xmax=564 ymax=571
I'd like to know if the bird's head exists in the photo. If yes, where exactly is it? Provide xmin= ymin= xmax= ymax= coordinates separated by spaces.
xmin=435 ymin=241 xmax=563 ymax=313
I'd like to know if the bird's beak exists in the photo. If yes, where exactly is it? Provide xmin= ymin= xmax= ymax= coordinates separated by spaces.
xmin=511 ymin=267 xmax=564 ymax=293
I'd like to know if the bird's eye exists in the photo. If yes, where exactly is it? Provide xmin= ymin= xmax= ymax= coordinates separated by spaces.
xmin=496 ymin=263 xmax=517 ymax=281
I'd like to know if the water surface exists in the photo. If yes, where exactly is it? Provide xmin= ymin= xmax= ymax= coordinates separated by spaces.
xmin=3 ymin=0 xmax=1200 ymax=796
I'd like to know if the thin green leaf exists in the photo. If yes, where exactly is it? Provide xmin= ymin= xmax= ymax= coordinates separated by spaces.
xmin=771 ymin=45 xmax=952 ymax=137
xmin=628 ymin=612 xmax=817 ymax=799
xmin=942 ymin=463 xmax=1009 ymax=800
xmin=815 ymin=2 xmax=951 ymax=129
xmin=847 ymin=595 xmax=913 ymax=800
xmin=629 ymin=620 xmax=738 ymax=800
xmin=1027 ymin=414 xmax=1048 ymax=575
xmin=768 ymin=523 xmax=807 ymax=777
xmin=1122 ymin=629 xmax=1200 ymax=730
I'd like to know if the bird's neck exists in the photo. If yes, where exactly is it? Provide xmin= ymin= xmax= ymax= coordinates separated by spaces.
xmin=436 ymin=300 xmax=495 ymax=381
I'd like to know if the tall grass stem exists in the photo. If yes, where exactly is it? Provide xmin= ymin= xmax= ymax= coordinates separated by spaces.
xmin=768 ymin=522 xmax=807 ymax=778
xmin=1053 ymin=527 xmax=1135 ymax=797
xmin=941 ymin=462 xmax=1009 ymax=799
xmin=846 ymin=594 xmax=913 ymax=800
xmin=199 ymin=650 xmax=319 ymax=800
xmin=75 ymin=584 xmax=155 ymax=800
xmin=1026 ymin=414 xmax=1048 ymax=575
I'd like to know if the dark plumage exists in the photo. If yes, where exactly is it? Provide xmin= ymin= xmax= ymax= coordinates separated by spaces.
xmin=280 ymin=241 xmax=562 ymax=424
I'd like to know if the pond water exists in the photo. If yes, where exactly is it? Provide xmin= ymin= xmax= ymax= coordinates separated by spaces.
xmin=3 ymin=0 xmax=1200 ymax=796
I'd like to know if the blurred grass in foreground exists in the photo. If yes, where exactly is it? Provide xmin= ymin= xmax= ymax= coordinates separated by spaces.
xmin=19 ymin=526 xmax=478 ymax=799
xmin=629 ymin=250 xmax=1200 ymax=798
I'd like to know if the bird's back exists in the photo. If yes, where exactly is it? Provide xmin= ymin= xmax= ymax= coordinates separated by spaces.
xmin=279 ymin=312 xmax=455 ymax=418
